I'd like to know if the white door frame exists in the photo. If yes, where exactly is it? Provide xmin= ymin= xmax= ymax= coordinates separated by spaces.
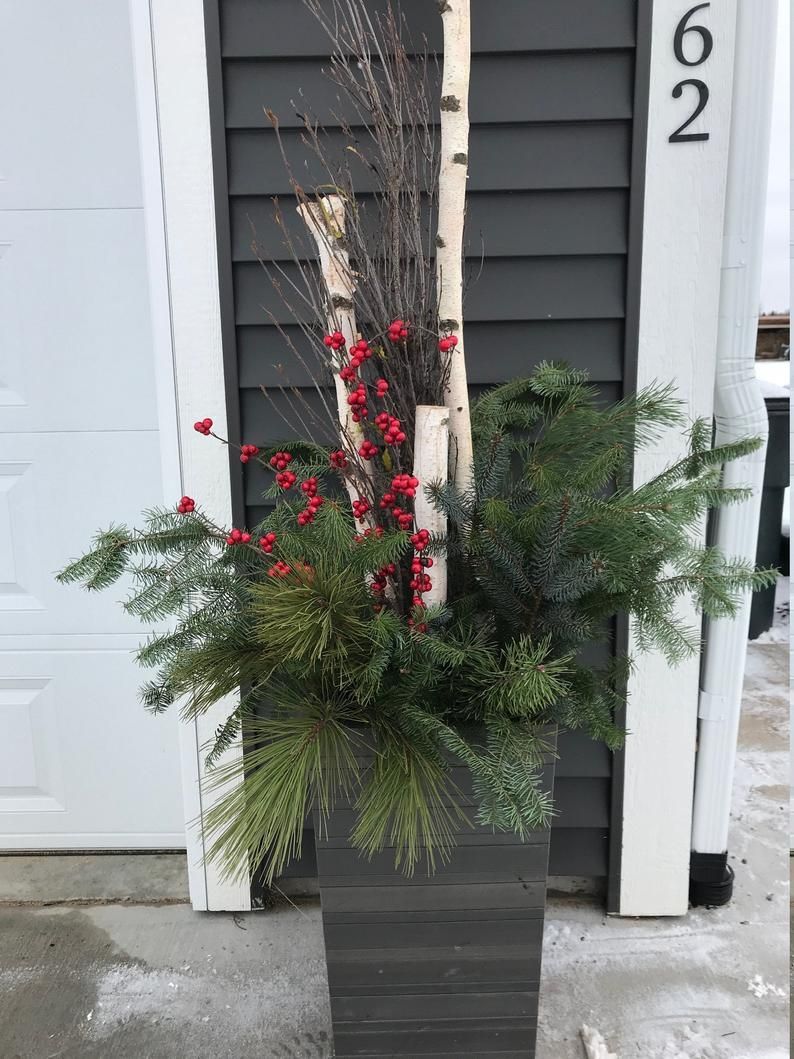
xmin=130 ymin=0 xmax=250 ymax=912
xmin=618 ymin=0 xmax=739 ymax=916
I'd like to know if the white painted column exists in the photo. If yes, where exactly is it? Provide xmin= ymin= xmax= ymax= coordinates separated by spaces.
xmin=618 ymin=0 xmax=738 ymax=917
xmin=144 ymin=0 xmax=250 ymax=912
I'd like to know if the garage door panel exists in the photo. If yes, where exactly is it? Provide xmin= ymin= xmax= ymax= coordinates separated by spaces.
xmin=0 ymin=0 xmax=142 ymax=210
xmin=0 ymin=650 xmax=183 ymax=848
xmin=0 ymin=209 xmax=158 ymax=433
xmin=0 ymin=431 xmax=168 ymax=637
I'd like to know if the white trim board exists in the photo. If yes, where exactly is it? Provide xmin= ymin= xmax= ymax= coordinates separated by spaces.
xmin=618 ymin=0 xmax=739 ymax=916
xmin=134 ymin=0 xmax=250 ymax=912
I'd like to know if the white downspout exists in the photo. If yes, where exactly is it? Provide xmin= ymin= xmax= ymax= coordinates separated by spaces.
xmin=690 ymin=0 xmax=777 ymax=903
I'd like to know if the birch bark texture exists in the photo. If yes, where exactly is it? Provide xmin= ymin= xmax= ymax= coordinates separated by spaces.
xmin=437 ymin=0 xmax=473 ymax=493
xmin=413 ymin=406 xmax=450 ymax=605
xmin=297 ymin=196 xmax=369 ymax=507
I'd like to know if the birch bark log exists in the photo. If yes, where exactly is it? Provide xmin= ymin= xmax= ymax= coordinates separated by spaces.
xmin=437 ymin=0 xmax=473 ymax=494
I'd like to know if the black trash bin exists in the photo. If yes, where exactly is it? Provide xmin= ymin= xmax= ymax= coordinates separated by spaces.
xmin=748 ymin=388 xmax=790 ymax=640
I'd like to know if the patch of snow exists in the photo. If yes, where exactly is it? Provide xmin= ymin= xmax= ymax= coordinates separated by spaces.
xmin=747 ymin=974 xmax=787 ymax=999
xmin=754 ymin=623 xmax=789 ymax=644
xmin=661 ymin=1024 xmax=715 ymax=1058
xmin=581 ymin=1024 xmax=618 ymax=1058
xmin=755 ymin=359 xmax=790 ymax=393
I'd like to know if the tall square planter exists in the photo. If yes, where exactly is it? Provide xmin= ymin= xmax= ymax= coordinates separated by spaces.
xmin=313 ymin=747 xmax=556 ymax=1058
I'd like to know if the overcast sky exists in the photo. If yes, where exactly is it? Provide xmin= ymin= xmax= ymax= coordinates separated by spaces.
xmin=760 ymin=1 xmax=790 ymax=312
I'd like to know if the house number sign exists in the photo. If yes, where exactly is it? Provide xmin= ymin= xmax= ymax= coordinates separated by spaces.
xmin=669 ymin=3 xmax=713 ymax=143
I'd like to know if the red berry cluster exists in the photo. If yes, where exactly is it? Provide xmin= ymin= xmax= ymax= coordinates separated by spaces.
xmin=269 ymin=451 xmax=293 ymax=471
xmin=374 ymin=411 xmax=406 ymax=446
xmin=347 ymin=382 xmax=368 ymax=423
xmin=323 ymin=330 xmax=346 ymax=351
xmin=410 ymin=528 xmax=430 ymax=552
xmin=352 ymin=497 xmax=371 ymax=523
xmin=358 ymin=439 xmax=380 ymax=461
xmin=259 ymin=532 xmax=277 ymax=553
xmin=226 ymin=528 xmax=251 ymax=546
xmin=377 ymin=492 xmax=413 ymax=530
xmin=391 ymin=473 xmax=419 ymax=499
xmin=268 ymin=560 xmax=292 ymax=578
xmin=276 ymin=470 xmax=297 ymax=490
xmin=375 ymin=378 xmax=389 ymax=397
xmin=193 ymin=417 xmax=213 ymax=435
xmin=349 ymin=338 xmax=373 ymax=369
xmin=409 ymin=554 xmax=433 ymax=594
xmin=298 ymin=497 xmax=324 ymax=526
xmin=438 ymin=334 xmax=459 ymax=353
xmin=354 ymin=526 xmax=384 ymax=543
xmin=371 ymin=561 xmax=397 ymax=598
xmin=240 ymin=443 xmax=259 ymax=464
xmin=387 ymin=319 xmax=408 ymax=342
xmin=297 ymin=478 xmax=325 ymax=526
xmin=339 ymin=364 xmax=357 ymax=383
xmin=177 ymin=495 xmax=195 ymax=514
xmin=329 ymin=449 xmax=348 ymax=469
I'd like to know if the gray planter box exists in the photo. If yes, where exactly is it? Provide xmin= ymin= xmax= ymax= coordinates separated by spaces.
xmin=314 ymin=751 xmax=556 ymax=1058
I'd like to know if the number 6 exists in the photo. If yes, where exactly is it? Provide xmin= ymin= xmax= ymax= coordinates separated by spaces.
xmin=674 ymin=3 xmax=714 ymax=66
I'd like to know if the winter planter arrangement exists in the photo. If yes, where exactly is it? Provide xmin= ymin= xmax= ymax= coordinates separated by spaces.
xmin=59 ymin=2 xmax=774 ymax=1056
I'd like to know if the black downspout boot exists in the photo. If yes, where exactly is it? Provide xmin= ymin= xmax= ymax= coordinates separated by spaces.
xmin=689 ymin=851 xmax=735 ymax=907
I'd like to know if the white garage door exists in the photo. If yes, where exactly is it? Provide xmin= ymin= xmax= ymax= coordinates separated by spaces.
xmin=0 ymin=0 xmax=185 ymax=848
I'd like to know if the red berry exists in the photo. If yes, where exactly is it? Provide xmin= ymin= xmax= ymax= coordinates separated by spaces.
xmin=411 ymin=529 xmax=430 ymax=551
xmin=323 ymin=331 xmax=346 ymax=351
xmin=339 ymin=365 xmax=357 ymax=382
xmin=194 ymin=418 xmax=213 ymax=435
xmin=301 ymin=477 xmax=319 ymax=497
xmin=329 ymin=450 xmax=348 ymax=469
xmin=352 ymin=497 xmax=371 ymax=523
xmin=259 ymin=532 xmax=277 ymax=553
xmin=269 ymin=451 xmax=293 ymax=470
xmin=275 ymin=470 xmax=297 ymax=490
xmin=226 ymin=527 xmax=250 ymax=546
xmin=375 ymin=378 xmax=389 ymax=397
xmin=359 ymin=440 xmax=379 ymax=461
xmin=177 ymin=495 xmax=195 ymax=515
xmin=240 ymin=443 xmax=259 ymax=464
xmin=387 ymin=319 xmax=408 ymax=343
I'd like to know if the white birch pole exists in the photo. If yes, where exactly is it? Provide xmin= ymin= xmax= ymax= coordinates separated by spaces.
xmin=413 ymin=406 xmax=449 ymax=605
xmin=437 ymin=0 xmax=473 ymax=494
xmin=297 ymin=195 xmax=370 ymax=509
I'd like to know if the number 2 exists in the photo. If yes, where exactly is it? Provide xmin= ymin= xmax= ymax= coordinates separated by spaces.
xmin=669 ymin=79 xmax=710 ymax=143
xmin=669 ymin=5 xmax=712 ymax=144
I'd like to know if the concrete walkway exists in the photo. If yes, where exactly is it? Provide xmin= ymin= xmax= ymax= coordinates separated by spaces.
xmin=0 ymin=642 xmax=788 ymax=1059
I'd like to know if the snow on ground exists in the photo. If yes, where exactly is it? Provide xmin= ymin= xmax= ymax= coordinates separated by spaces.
xmin=537 ymin=638 xmax=789 ymax=1059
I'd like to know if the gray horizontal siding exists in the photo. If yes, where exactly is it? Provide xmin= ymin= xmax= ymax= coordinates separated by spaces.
xmin=220 ymin=0 xmax=637 ymax=57
xmin=227 ymin=123 xmax=632 ymax=195
xmin=237 ymin=321 xmax=626 ymax=389
xmin=207 ymin=0 xmax=646 ymax=886
xmin=223 ymin=52 xmax=634 ymax=127
xmin=230 ymin=189 xmax=629 ymax=262
xmin=233 ymin=257 xmax=627 ymax=324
